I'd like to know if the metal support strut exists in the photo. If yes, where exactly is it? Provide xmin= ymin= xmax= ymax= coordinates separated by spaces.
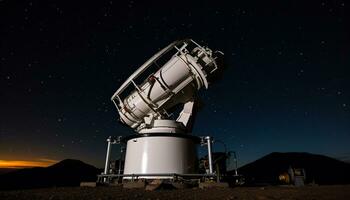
xmin=102 ymin=136 xmax=123 ymax=183
xmin=205 ymin=136 xmax=213 ymax=174
xmin=104 ymin=137 xmax=113 ymax=176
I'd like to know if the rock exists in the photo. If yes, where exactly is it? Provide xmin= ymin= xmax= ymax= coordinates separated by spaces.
xmin=80 ymin=182 xmax=97 ymax=187
xmin=199 ymin=182 xmax=229 ymax=189
xmin=123 ymin=180 xmax=146 ymax=189
xmin=145 ymin=179 xmax=163 ymax=191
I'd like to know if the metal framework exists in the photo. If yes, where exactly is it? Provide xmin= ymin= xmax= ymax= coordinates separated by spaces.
xmin=97 ymin=173 xmax=218 ymax=184
xmin=100 ymin=134 xmax=215 ymax=183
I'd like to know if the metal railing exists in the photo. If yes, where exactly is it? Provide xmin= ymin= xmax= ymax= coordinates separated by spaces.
xmin=97 ymin=173 xmax=217 ymax=183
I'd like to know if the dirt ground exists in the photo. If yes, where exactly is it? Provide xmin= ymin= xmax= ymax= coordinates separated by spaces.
xmin=1 ymin=185 xmax=350 ymax=200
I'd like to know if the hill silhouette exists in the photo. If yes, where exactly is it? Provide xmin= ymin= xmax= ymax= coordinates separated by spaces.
xmin=0 ymin=159 xmax=101 ymax=190
xmin=2 ymin=153 xmax=350 ymax=190
xmin=235 ymin=152 xmax=350 ymax=185
xmin=0 ymin=168 xmax=17 ymax=175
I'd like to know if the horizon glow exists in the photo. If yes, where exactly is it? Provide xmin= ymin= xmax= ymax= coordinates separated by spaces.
xmin=0 ymin=159 xmax=58 ymax=169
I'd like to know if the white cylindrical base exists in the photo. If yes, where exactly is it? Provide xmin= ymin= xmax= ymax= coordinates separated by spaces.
xmin=122 ymin=134 xmax=199 ymax=179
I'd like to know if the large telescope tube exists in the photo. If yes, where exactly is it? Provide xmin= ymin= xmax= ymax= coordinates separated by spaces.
xmin=111 ymin=40 xmax=222 ymax=133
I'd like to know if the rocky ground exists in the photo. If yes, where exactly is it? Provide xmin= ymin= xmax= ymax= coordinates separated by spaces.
xmin=1 ymin=185 xmax=350 ymax=200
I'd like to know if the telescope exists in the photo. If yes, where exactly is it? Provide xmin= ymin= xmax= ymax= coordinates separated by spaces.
xmin=102 ymin=39 xmax=224 ymax=180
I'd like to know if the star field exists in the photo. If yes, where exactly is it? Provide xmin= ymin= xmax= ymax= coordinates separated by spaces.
xmin=0 ymin=0 xmax=349 ymax=167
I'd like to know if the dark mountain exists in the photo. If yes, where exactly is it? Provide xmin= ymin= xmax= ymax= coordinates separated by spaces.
xmin=0 ymin=159 xmax=101 ymax=190
xmin=0 ymin=168 xmax=17 ymax=175
xmin=233 ymin=152 xmax=350 ymax=185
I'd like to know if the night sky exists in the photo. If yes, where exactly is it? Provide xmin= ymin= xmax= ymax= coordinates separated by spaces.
xmin=1 ymin=0 xmax=349 ymax=168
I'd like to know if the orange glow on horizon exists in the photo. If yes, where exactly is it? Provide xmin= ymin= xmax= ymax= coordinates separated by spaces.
xmin=0 ymin=159 xmax=58 ymax=169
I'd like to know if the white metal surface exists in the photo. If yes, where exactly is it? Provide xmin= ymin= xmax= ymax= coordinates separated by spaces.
xmin=103 ymin=138 xmax=112 ymax=175
xmin=205 ymin=136 xmax=214 ymax=174
xmin=111 ymin=39 xmax=223 ymax=133
xmin=138 ymin=119 xmax=185 ymax=134
xmin=123 ymin=136 xmax=197 ymax=179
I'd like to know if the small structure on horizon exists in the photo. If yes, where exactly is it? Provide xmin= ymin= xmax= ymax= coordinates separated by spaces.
xmin=279 ymin=166 xmax=306 ymax=187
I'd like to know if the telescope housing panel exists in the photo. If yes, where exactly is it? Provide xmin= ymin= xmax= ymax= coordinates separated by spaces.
xmin=123 ymin=134 xmax=199 ymax=179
